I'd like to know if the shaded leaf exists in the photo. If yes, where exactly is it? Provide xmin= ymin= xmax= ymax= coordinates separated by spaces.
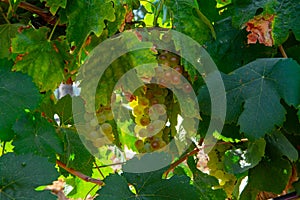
xmin=266 ymin=130 xmax=298 ymax=161
xmin=0 ymin=64 xmax=40 ymax=141
xmin=166 ymin=0 xmax=213 ymax=44
xmin=240 ymin=150 xmax=292 ymax=199
xmin=12 ymin=112 xmax=63 ymax=160
xmin=0 ymin=24 xmax=21 ymax=58
xmin=0 ymin=153 xmax=58 ymax=200
xmin=96 ymin=166 xmax=200 ymax=199
xmin=11 ymin=27 xmax=67 ymax=91
xmin=58 ymin=128 xmax=94 ymax=176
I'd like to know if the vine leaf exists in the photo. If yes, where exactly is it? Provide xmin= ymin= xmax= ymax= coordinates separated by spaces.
xmin=11 ymin=27 xmax=68 ymax=91
xmin=58 ymin=128 xmax=95 ymax=176
xmin=0 ymin=64 xmax=41 ymax=141
xmin=240 ymin=150 xmax=292 ymax=199
xmin=41 ymin=0 xmax=67 ymax=15
xmin=165 ymin=0 xmax=213 ymax=44
xmin=0 ymin=153 xmax=58 ymax=199
xmin=224 ymin=138 xmax=266 ymax=174
xmin=198 ymin=58 xmax=300 ymax=140
xmin=266 ymin=130 xmax=298 ymax=162
xmin=65 ymin=0 xmax=115 ymax=49
xmin=95 ymin=167 xmax=200 ymax=199
xmin=232 ymin=0 xmax=300 ymax=45
xmin=12 ymin=112 xmax=63 ymax=160
xmin=0 ymin=24 xmax=21 ymax=58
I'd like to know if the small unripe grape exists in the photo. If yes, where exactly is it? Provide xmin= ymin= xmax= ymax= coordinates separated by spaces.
xmin=101 ymin=123 xmax=113 ymax=134
xmin=105 ymin=111 xmax=114 ymax=121
xmin=90 ymin=118 xmax=98 ymax=127
xmin=97 ymin=113 xmax=106 ymax=124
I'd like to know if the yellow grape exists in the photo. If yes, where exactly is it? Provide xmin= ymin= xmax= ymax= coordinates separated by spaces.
xmin=101 ymin=123 xmax=113 ymax=134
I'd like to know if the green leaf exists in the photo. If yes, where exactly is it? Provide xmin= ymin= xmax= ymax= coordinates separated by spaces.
xmin=298 ymin=105 xmax=300 ymax=122
xmin=0 ymin=24 xmax=21 ymax=59
xmin=199 ymin=58 xmax=300 ymax=140
xmin=240 ymin=150 xmax=292 ymax=199
xmin=12 ymin=112 xmax=63 ymax=160
xmin=54 ymin=94 xmax=74 ymax=125
xmin=96 ymin=167 xmax=200 ymax=199
xmin=58 ymin=128 xmax=95 ymax=176
xmin=0 ymin=153 xmax=58 ymax=200
xmin=95 ymin=174 xmax=133 ymax=200
xmin=166 ymin=0 xmax=213 ymax=44
xmin=11 ymin=27 xmax=67 ymax=91
xmin=224 ymin=138 xmax=266 ymax=174
xmin=107 ymin=1 xmax=126 ymax=36
xmin=0 ymin=65 xmax=41 ymax=141
xmin=232 ymin=0 xmax=300 ymax=45
xmin=66 ymin=0 xmax=115 ymax=49
xmin=41 ymin=0 xmax=67 ymax=15
xmin=266 ymin=130 xmax=298 ymax=161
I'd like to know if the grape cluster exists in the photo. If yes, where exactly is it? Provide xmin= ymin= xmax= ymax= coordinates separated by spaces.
xmin=130 ymin=51 xmax=199 ymax=152
xmin=83 ymin=106 xmax=115 ymax=148
xmin=131 ymin=84 xmax=170 ymax=152
xmin=207 ymin=144 xmax=236 ymax=197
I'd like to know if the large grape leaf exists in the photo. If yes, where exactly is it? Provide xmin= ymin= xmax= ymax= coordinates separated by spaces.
xmin=224 ymin=138 xmax=266 ymax=174
xmin=198 ymin=58 xmax=300 ymax=140
xmin=232 ymin=0 xmax=300 ymax=45
xmin=0 ymin=24 xmax=21 ymax=58
xmin=65 ymin=0 xmax=115 ymax=49
xmin=240 ymin=148 xmax=292 ymax=200
xmin=11 ymin=27 xmax=68 ymax=91
xmin=12 ymin=112 xmax=63 ymax=160
xmin=0 ymin=63 xmax=41 ymax=141
xmin=41 ymin=0 xmax=67 ymax=15
xmin=0 ymin=153 xmax=58 ymax=200
xmin=58 ymin=128 xmax=95 ymax=176
xmin=96 ymin=167 xmax=200 ymax=199
xmin=165 ymin=0 xmax=213 ymax=44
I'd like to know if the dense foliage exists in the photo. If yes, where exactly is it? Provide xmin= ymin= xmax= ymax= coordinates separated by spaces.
xmin=0 ymin=0 xmax=300 ymax=199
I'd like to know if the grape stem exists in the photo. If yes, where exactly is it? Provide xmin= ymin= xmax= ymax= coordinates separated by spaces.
xmin=279 ymin=45 xmax=288 ymax=58
xmin=56 ymin=160 xmax=104 ymax=186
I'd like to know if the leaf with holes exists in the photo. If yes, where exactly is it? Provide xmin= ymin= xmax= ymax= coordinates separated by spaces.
xmin=0 ymin=153 xmax=58 ymax=199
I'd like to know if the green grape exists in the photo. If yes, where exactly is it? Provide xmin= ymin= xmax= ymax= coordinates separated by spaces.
xmin=132 ymin=105 xmax=144 ymax=117
xmin=138 ymin=96 xmax=150 ymax=107
xmin=97 ymin=113 xmax=107 ymax=124
xmin=90 ymin=117 xmax=99 ymax=127
xmin=105 ymin=111 xmax=114 ymax=121
xmin=207 ymin=144 xmax=236 ymax=198
xmin=101 ymin=123 xmax=113 ymax=134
